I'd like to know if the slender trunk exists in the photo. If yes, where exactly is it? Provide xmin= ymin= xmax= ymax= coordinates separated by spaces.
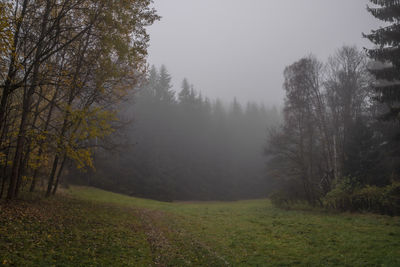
xmin=14 ymin=152 xmax=26 ymax=198
xmin=6 ymin=146 xmax=21 ymax=200
xmin=46 ymin=113 xmax=68 ymax=197
xmin=0 ymin=89 xmax=10 ymax=137
xmin=46 ymin=105 xmax=70 ymax=197
xmin=30 ymin=83 xmax=61 ymax=192
xmin=0 ymin=99 xmax=11 ymax=152
xmin=0 ymin=124 xmax=11 ymax=199
xmin=52 ymin=154 xmax=66 ymax=195
xmin=7 ymin=100 xmax=30 ymax=199
xmin=29 ymin=173 xmax=37 ymax=192
xmin=46 ymin=155 xmax=59 ymax=197
xmin=15 ymin=144 xmax=33 ymax=198
xmin=0 ymin=147 xmax=9 ymax=199
xmin=29 ymin=170 xmax=38 ymax=192
xmin=15 ymin=88 xmax=42 ymax=197
xmin=0 ymin=170 xmax=6 ymax=199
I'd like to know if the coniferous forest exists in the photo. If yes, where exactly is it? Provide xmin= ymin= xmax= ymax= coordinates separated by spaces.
xmin=69 ymin=65 xmax=281 ymax=201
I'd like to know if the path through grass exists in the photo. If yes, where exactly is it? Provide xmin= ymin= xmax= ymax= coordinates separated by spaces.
xmin=1 ymin=186 xmax=399 ymax=266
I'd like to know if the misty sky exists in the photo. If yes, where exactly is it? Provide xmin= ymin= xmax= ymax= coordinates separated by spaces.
xmin=147 ymin=0 xmax=383 ymax=106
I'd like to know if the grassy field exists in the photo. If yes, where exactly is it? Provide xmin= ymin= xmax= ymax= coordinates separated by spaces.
xmin=1 ymin=187 xmax=399 ymax=266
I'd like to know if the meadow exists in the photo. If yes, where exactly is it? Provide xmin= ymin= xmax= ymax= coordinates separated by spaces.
xmin=0 ymin=187 xmax=399 ymax=266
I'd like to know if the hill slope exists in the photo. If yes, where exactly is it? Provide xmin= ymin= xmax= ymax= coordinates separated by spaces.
xmin=1 ymin=187 xmax=399 ymax=266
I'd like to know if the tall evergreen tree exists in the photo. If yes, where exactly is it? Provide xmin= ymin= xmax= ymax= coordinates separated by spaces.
xmin=364 ymin=0 xmax=400 ymax=121
xmin=178 ymin=78 xmax=191 ymax=104
xmin=157 ymin=65 xmax=175 ymax=103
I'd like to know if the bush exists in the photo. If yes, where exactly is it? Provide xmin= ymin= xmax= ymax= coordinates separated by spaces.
xmin=351 ymin=185 xmax=385 ymax=213
xmin=270 ymin=190 xmax=315 ymax=210
xmin=323 ymin=176 xmax=360 ymax=211
xmin=270 ymin=190 xmax=291 ymax=209
xmin=323 ymin=186 xmax=352 ymax=211
xmin=323 ymin=180 xmax=400 ymax=216
xmin=382 ymin=182 xmax=400 ymax=216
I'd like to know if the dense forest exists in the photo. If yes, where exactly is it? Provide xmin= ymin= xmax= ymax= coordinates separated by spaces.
xmin=70 ymin=65 xmax=281 ymax=201
xmin=0 ymin=0 xmax=399 ymax=216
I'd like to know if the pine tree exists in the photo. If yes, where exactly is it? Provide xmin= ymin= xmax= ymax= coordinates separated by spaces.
xmin=141 ymin=65 xmax=158 ymax=99
xmin=157 ymin=65 xmax=175 ymax=103
xmin=178 ymin=78 xmax=191 ymax=103
xmin=364 ymin=0 xmax=400 ymax=121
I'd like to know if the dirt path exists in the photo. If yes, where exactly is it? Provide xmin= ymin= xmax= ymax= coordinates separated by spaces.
xmin=134 ymin=208 xmax=230 ymax=266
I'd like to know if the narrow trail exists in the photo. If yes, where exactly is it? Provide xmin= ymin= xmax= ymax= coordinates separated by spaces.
xmin=134 ymin=208 xmax=230 ymax=266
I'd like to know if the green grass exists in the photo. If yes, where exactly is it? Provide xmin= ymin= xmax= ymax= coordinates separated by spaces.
xmin=1 ymin=186 xmax=399 ymax=266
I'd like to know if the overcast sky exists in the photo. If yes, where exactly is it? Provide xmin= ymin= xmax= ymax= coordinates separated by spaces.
xmin=147 ymin=0 xmax=383 ymax=106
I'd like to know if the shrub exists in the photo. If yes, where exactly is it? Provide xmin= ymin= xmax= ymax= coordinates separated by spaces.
xmin=323 ymin=176 xmax=360 ymax=211
xmin=323 ymin=186 xmax=352 ymax=211
xmin=351 ymin=185 xmax=385 ymax=213
xmin=270 ymin=190 xmax=292 ymax=209
xmin=382 ymin=182 xmax=400 ymax=216
xmin=323 ymin=180 xmax=400 ymax=216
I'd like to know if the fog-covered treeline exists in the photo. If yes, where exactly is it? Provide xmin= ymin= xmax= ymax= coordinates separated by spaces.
xmin=266 ymin=46 xmax=400 ymax=214
xmin=263 ymin=0 xmax=400 ymax=215
xmin=71 ymin=65 xmax=281 ymax=201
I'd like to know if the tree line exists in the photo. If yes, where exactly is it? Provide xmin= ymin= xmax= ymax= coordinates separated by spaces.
xmin=266 ymin=0 xmax=400 ymax=215
xmin=0 ymin=0 xmax=159 ymax=200
xmin=2 ymin=0 xmax=400 ymax=213
xmin=70 ymin=65 xmax=281 ymax=201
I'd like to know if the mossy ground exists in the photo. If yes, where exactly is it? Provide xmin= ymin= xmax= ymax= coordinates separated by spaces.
xmin=1 ymin=186 xmax=399 ymax=266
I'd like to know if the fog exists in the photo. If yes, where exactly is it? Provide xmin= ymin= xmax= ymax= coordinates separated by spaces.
xmin=148 ymin=0 xmax=383 ymax=105
xmin=76 ymin=66 xmax=282 ymax=201
xmin=69 ymin=1 xmax=389 ymax=201
xmin=2 ymin=1 xmax=399 ymax=264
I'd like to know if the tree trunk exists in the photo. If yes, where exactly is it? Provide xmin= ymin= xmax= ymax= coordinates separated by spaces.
xmin=6 ymin=102 xmax=29 ymax=199
xmin=30 ymin=84 xmax=61 ymax=192
xmin=46 ymin=155 xmax=59 ymax=197
xmin=0 ymin=160 xmax=7 ymax=199
xmin=15 ymin=144 xmax=33 ymax=198
xmin=52 ymin=154 xmax=67 ymax=195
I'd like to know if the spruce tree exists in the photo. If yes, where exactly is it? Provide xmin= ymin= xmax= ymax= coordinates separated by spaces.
xmin=157 ymin=65 xmax=175 ymax=103
xmin=178 ymin=78 xmax=191 ymax=103
xmin=364 ymin=0 xmax=400 ymax=121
